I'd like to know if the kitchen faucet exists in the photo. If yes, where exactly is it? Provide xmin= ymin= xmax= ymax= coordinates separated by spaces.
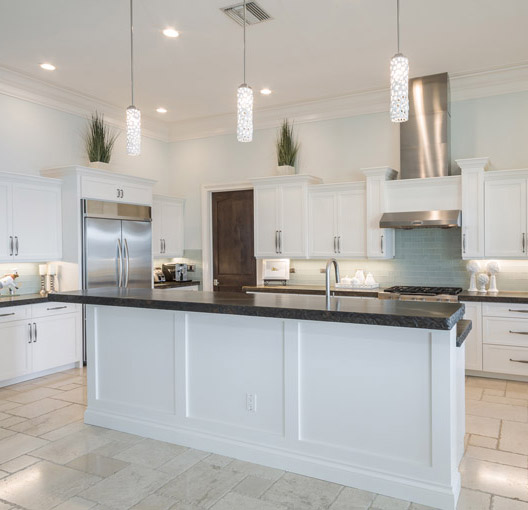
xmin=325 ymin=258 xmax=340 ymax=309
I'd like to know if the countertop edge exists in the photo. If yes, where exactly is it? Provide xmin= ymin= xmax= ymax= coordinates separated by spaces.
xmin=456 ymin=319 xmax=472 ymax=347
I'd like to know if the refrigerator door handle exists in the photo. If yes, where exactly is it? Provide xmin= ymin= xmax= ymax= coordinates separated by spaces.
xmin=116 ymin=239 xmax=123 ymax=287
xmin=123 ymin=238 xmax=130 ymax=288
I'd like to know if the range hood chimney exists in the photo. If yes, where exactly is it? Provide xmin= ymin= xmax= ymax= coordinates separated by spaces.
xmin=400 ymin=72 xmax=451 ymax=179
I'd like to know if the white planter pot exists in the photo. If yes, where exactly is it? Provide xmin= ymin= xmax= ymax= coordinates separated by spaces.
xmin=87 ymin=161 xmax=111 ymax=171
xmin=276 ymin=165 xmax=295 ymax=176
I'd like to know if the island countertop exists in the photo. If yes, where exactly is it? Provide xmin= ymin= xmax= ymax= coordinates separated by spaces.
xmin=50 ymin=287 xmax=465 ymax=332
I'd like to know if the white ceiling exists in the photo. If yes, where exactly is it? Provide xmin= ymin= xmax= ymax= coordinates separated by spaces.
xmin=0 ymin=0 xmax=527 ymax=127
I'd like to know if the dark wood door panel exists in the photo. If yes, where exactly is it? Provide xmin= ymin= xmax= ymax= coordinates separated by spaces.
xmin=212 ymin=190 xmax=256 ymax=292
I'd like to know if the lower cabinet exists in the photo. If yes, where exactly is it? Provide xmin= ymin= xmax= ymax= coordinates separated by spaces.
xmin=0 ymin=305 xmax=81 ymax=385
xmin=464 ymin=302 xmax=483 ymax=371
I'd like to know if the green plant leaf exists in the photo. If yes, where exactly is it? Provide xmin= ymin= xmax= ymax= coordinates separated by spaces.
xmin=276 ymin=119 xmax=299 ymax=167
xmin=85 ymin=112 xmax=118 ymax=163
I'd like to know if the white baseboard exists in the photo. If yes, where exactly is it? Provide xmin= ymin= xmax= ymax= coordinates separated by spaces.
xmin=0 ymin=362 xmax=80 ymax=388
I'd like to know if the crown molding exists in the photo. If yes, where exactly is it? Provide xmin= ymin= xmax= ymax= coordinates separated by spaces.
xmin=1 ymin=62 xmax=527 ymax=145
xmin=0 ymin=66 xmax=170 ymax=142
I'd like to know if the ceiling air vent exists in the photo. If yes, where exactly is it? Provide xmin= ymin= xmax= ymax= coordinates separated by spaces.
xmin=222 ymin=2 xmax=272 ymax=26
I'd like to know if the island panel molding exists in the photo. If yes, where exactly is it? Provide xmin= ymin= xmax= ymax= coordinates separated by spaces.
xmin=84 ymin=302 xmax=464 ymax=510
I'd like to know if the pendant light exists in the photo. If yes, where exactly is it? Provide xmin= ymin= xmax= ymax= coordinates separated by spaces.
xmin=237 ymin=0 xmax=253 ymax=142
xmin=390 ymin=0 xmax=409 ymax=123
xmin=126 ymin=0 xmax=141 ymax=155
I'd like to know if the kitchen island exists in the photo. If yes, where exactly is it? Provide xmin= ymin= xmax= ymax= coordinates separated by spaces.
xmin=52 ymin=288 xmax=467 ymax=510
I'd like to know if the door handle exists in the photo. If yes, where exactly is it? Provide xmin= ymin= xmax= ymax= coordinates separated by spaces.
xmin=160 ymin=239 xmax=163 ymax=254
xmin=163 ymin=239 xmax=166 ymax=254
xmin=9 ymin=236 xmax=13 ymax=256
xmin=117 ymin=188 xmax=120 ymax=198
xmin=338 ymin=236 xmax=341 ymax=254
xmin=116 ymin=239 xmax=123 ymax=288
xmin=28 ymin=323 xmax=32 ymax=343
xmin=46 ymin=306 xmax=67 ymax=311
xmin=523 ymin=233 xmax=526 ymax=254
xmin=509 ymin=330 xmax=528 ymax=335
xmin=510 ymin=359 xmax=528 ymax=364
xmin=509 ymin=309 xmax=528 ymax=313
xmin=279 ymin=231 xmax=282 ymax=254
xmin=462 ymin=233 xmax=466 ymax=253
xmin=121 ymin=189 xmax=124 ymax=198
xmin=275 ymin=231 xmax=279 ymax=254
xmin=33 ymin=323 xmax=37 ymax=343
xmin=213 ymin=279 xmax=219 ymax=286
xmin=333 ymin=236 xmax=337 ymax=253
xmin=123 ymin=238 xmax=130 ymax=288
xmin=380 ymin=234 xmax=384 ymax=254
xmin=0 ymin=312 xmax=15 ymax=317
xmin=14 ymin=236 xmax=18 ymax=256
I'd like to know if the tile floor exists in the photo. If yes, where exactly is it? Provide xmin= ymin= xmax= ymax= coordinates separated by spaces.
xmin=0 ymin=370 xmax=527 ymax=509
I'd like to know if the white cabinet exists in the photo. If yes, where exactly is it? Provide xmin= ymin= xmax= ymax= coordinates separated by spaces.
xmin=362 ymin=167 xmax=396 ymax=259
xmin=485 ymin=177 xmax=527 ymax=258
xmin=308 ymin=184 xmax=366 ymax=258
xmin=81 ymin=175 xmax=152 ymax=205
xmin=152 ymin=195 xmax=185 ymax=258
xmin=463 ymin=302 xmax=482 ymax=371
xmin=0 ymin=173 xmax=62 ymax=263
xmin=252 ymin=176 xmax=321 ymax=259
xmin=0 ymin=303 xmax=81 ymax=385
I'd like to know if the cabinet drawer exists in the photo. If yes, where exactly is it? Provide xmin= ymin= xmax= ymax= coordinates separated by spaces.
xmin=483 ymin=302 xmax=528 ymax=318
xmin=483 ymin=317 xmax=528 ymax=347
xmin=483 ymin=344 xmax=528 ymax=377
xmin=0 ymin=305 xmax=30 ymax=323
xmin=81 ymin=177 xmax=151 ymax=205
xmin=31 ymin=302 xmax=79 ymax=318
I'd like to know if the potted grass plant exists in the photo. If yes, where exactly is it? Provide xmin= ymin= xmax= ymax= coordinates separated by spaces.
xmin=276 ymin=119 xmax=299 ymax=175
xmin=85 ymin=112 xmax=118 ymax=170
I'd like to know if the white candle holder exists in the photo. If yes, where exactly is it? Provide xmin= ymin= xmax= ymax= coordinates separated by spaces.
xmin=466 ymin=260 xmax=480 ymax=292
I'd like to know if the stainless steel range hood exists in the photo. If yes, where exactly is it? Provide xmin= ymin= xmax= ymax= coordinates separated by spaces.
xmin=380 ymin=210 xmax=461 ymax=229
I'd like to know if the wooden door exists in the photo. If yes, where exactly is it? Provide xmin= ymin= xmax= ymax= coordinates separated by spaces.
xmin=212 ymin=190 xmax=256 ymax=292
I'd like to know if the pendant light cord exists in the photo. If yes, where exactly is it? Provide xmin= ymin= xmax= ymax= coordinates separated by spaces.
xmin=130 ymin=0 xmax=135 ymax=105
xmin=396 ymin=0 xmax=400 ymax=53
xmin=243 ymin=0 xmax=247 ymax=84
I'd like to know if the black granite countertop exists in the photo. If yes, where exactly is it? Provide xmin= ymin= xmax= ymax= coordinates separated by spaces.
xmin=0 ymin=293 xmax=49 ymax=308
xmin=243 ymin=285 xmax=380 ymax=298
xmin=456 ymin=320 xmax=472 ymax=347
xmin=154 ymin=281 xmax=200 ymax=289
xmin=460 ymin=291 xmax=528 ymax=304
xmin=50 ymin=287 xmax=465 ymax=331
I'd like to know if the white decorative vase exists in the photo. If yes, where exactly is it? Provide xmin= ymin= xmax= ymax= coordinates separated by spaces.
xmin=468 ymin=273 xmax=478 ymax=292
xmin=88 ymin=161 xmax=111 ymax=171
xmin=276 ymin=165 xmax=295 ymax=176
xmin=489 ymin=274 xmax=498 ymax=293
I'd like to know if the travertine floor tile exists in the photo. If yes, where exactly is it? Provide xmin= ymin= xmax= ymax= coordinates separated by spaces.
xmin=469 ymin=435 xmax=498 ymax=449
xmin=370 ymin=494 xmax=411 ymax=509
xmin=493 ymin=495 xmax=528 ymax=509
xmin=500 ymin=420 xmax=528 ymax=455
xmin=0 ymin=460 xmax=100 ymax=510
xmin=0 ymin=454 xmax=39 ymax=473
xmin=482 ymin=395 xmax=528 ymax=407
xmin=129 ymin=493 xmax=178 ymax=510
xmin=202 ymin=454 xmax=233 ymax=468
xmin=466 ymin=400 xmax=528 ymax=422
xmin=0 ymin=429 xmax=15 ymax=442
xmin=0 ymin=400 xmax=21 ymax=413
xmin=211 ymin=492 xmax=287 ymax=510
xmin=466 ymin=415 xmax=501 ymax=438
xmin=0 ymin=417 xmax=26 ymax=429
xmin=50 ymin=386 xmax=87 ymax=405
xmin=52 ymin=496 xmax=98 ymax=510
xmin=66 ymin=453 xmax=130 ymax=477
xmin=229 ymin=460 xmax=284 ymax=481
xmin=232 ymin=475 xmax=275 ymax=498
xmin=3 ymin=387 xmax=63 ymax=404
xmin=7 ymin=397 xmax=70 ymax=419
xmin=456 ymin=488 xmax=491 ymax=510
xmin=483 ymin=388 xmax=505 ymax=397
xmin=466 ymin=377 xmax=507 ymax=390
xmin=261 ymin=472 xmax=342 ymax=510
xmin=329 ymin=486 xmax=375 ymax=509
xmin=80 ymin=464 xmax=173 ymax=509
xmin=465 ymin=387 xmax=483 ymax=400
xmin=460 ymin=456 xmax=528 ymax=500
xmin=115 ymin=438 xmax=188 ymax=469
xmin=157 ymin=449 xmax=210 ymax=477
xmin=0 ymin=433 xmax=48 ymax=463
xmin=466 ymin=445 xmax=528 ymax=468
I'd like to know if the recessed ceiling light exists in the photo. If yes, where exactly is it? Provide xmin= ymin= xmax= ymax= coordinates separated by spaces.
xmin=162 ymin=28 xmax=179 ymax=38
xmin=260 ymin=88 xmax=272 ymax=95
xmin=40 ymin=63 xmax=56 ymax=71
xmin=156 ymin=107 xmax=168 ymax=114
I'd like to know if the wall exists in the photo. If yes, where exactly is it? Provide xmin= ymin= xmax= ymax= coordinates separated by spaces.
xmin=0 ymin=93 xmax=170 ymax=193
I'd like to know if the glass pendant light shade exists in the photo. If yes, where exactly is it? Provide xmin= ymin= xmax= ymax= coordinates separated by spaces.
xmin=237 ymin=84 xmax=253 ymax=143
xmin=126 ymin=105 xmax=141 ymax=156
xmin=390 ymin=53 xmax=409 ymax=123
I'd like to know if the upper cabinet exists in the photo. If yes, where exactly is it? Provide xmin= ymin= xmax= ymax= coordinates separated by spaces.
xmin=0 ymin=173 xmax=62 ymax=263
xmin=485 ymin=174 xmax=528 ymax=258
xmin=152 ymin=195 xmax=184 ymax=258
xmin=308 ymin=184 xmax=366 ymax=258
xmin=252 ymin=175 xmax=322 ymax=259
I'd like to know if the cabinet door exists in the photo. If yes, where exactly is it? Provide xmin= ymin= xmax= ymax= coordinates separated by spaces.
xmin=0 ymin=321 xmax=30 ymax=381
xmin=365 ymin=178 xmax=394 ymax=259
xmin=11 ymin=183 xmax=62 ymax=261
xmin=254 ymin=186 xmax=280 ymax=257
xmin=162 ymin=201 xmax=184 ymax=257
xmin=32 ymin=314 xmax=79 ymax=373
xmin=0 ymin=181 xmax=13 ymax=262
xmin=337 ymin=189 xmax=366 ymax=258
xmin=461 ymin=169 xmax=484 ymax=259
xmin=280 ymin=184 xmax=306 ymax=257
xmin=309 ymin=192 xmax=337 ymax=257
xmin=464 ymin=302 xmax=482 ymax=371
xmin=485 ymin=179 xmax=527 ymax=257
xmin=152 ymin=200 xmax=163 ymax=257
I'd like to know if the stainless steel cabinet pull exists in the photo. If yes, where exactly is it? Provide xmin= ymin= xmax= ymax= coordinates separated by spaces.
xmin=117 ymin=188 xmax=120 ymax=198
xmin=163 ymin=239 xmax=166 ymax=253
xmin=47 ymin=306 xmax=67 ymax=311
xmin=124 ymin=238 xmax=130 ymax=287
xmin=28 ymin=323 xmax=32 ymax=343
xmin=9 ymin=236 xmax=13 ymax=256
xmin=117 ymin=239 xmax=123 ymax=288
xmin=523 ymin=233 xmax=526 ymax=253
xmin=14 ymin=236 xmax=18 ymax=256
xmin=380 ymin=234 xmax=384 ymax=254
xmin=509 ymin=309 xmax=528 ymax=313
xmin=462 ymin=233 xmax=467 ymax=253
xmin=33 ymin=323 xmax=37 ymax=343
xmin=279 ymin=231 xmax=282 ymax=254
xmin=338 ymin=236 xmax=341 ymax=253
xmin=0 ymin=312 xmax=15 ymax=317
xmin=275 ymin=231 xmax=279 ymax=254
xmin=510 ymin=359 xmax=528 ymax=364
xmin=333 ymin=236 xmax=337 ymax=253
xmin=509 ymin=330 xmax=528 ymax=335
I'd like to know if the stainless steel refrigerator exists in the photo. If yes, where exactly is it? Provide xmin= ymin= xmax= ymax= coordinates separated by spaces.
xmin=82 ymin=199 xmax=152 ymax=360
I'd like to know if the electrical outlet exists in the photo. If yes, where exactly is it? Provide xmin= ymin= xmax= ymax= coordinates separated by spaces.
xmin=187 ymin=265 xmax=195 ymax=272
xmin=290 ymin=267 xmax=296 ymax=273
xmin=246 ymin=393 xmax=257 ymax=413
xmin=320 ymin=268 xmax=326 ymax=273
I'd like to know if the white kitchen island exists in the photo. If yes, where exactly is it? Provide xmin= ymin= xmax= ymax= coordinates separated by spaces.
xmin=53 ymin=288 xmax=469 ymax=510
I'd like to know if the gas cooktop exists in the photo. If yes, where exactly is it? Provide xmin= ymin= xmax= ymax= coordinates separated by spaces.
xmin=384 ymin=286 xmax=463 ymax=297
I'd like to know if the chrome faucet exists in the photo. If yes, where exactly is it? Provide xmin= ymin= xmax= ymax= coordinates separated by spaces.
xmin=325 ymin=258 xmax=340 ymax=309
